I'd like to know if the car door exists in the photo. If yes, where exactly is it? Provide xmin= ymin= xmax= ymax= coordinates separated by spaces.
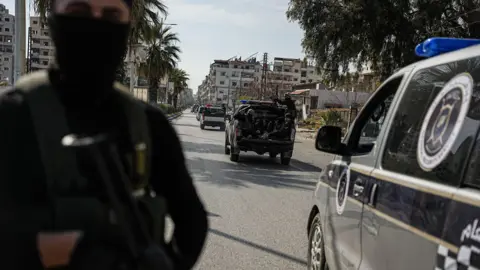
xmin=363 ymin=54 xmax=480 ymax=270
xmin=323 ymin=76 xmax=404 ymax=270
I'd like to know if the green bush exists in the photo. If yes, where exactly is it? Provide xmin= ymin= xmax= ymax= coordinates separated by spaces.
xmin=158 ymin=104 xmax=181 ymax=114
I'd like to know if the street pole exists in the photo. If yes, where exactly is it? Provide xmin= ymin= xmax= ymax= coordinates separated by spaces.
xmin=14 ymin=0 xmax=26 ymax=84
xmin=226 ymin=76 xmax=230 ymax=109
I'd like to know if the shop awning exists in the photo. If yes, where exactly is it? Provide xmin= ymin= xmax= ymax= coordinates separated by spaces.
xmin=290 ymin=89 xmax=310 ymax=95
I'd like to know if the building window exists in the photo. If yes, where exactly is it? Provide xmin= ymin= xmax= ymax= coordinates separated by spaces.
xmin=294 ymin=78 xmax=298 ymax=81
xmin=232 ymin=81 xmax=237 ymax=86
xmin=42 ymin=61 xmax=48 ymax=65
xmin=234 ymin=65 xmax=238 ymax=68
xmin=4 ymin=57 xmax=8 ymax=61
xmin=284 ymin=69 xmax=290 ymax=72
xmin=295 ymin=69 xmax=299 ymax=73
xmin=4 ymin=67 xmax=8 ymax=70
xmin=243 ymin=83 xmax=248 ymax=87
xmin=219 ymin=81 xmax=225 ymax=85
xmin=33 ymin=20 xmax=38 ymax=24
xmin=5 ymin=18 xmax=9 ymax=22
xmin=4 ymin=28 xmax=9 ymax=32
xmin=220 ymin=72 xmax=226 ymax=76
xmin=308 ymin=79 xmax=313 ymax=83
xmin=42 ymin=51 xmax=48 ymax=56
xmin=43 ymin=42 xmax=49 ymax=46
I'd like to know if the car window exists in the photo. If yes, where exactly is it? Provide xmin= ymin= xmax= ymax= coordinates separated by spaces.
xmin=382 ymin=57 xmax=480 ymax=186
xmin=348 ymin=76 xmax=403 ymax=155
xmin=205 ymin=108 xmax=224 ymax=115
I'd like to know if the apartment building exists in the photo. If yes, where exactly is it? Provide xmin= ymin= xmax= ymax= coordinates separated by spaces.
xmin=198 ymin=55 xmax=324 ymax=106
xmin=0 ymin=4 xmax=14 ymax=85
xmin=269 ymin=57 xmax=323 ymax=97
xmin=199 ymin=58 xmax=262 ymax=106
xmin=29 ymin=16 xmax=55 ymax=72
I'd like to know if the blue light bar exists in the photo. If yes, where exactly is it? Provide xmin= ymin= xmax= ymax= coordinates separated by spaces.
xmin=415 ymin=37 xmax=480 ymax=58
xmin=240 ymin=100 xmax=248 ymax=104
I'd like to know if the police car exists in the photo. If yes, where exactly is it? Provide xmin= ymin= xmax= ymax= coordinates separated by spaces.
xmin=307 ymin=38 xmax=480 ymax=270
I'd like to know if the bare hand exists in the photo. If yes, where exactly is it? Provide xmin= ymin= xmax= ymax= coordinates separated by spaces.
xmin=37 ymin=231 xmax=83 ymax=268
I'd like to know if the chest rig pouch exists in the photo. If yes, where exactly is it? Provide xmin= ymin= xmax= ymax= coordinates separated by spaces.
xmin=15 ymin=71 xmax=166 ymax=245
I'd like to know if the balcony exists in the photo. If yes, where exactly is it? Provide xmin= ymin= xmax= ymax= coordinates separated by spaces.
xmin=31 ymin=62 xmax=49 ymax=69
xmin=31 ymin=43 xmax=54 ymax=50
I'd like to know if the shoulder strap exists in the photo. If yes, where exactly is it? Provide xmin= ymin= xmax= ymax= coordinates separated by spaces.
xmin=15 ymin=71 xmax=82 ymax=196
xmin=113 ymin=83 xmax=152 ymax=190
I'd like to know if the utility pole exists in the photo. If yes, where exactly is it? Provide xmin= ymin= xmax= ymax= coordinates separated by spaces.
xmin=261 ymin=53 xmax=268 ymax=100
xmin=14 ymin=0 xmax=26 ymax=84
xmin=226 ymin=75 xmax=230 ymax=109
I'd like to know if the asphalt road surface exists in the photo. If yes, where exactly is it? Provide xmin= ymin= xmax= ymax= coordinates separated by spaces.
xmin=170 ymin=111 xmax=334 ymax=270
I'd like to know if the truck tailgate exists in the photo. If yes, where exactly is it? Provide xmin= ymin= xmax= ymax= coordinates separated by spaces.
xmin=204 ymin=116 xmax=224 ymax=122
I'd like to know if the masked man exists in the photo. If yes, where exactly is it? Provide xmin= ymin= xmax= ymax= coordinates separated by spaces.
xmin=0 ymin=0 xmax=208 ymax=269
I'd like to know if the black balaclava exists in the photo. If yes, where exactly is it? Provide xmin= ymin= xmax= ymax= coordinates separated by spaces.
xmin=48 ymin=0 xmax=132 ymax=92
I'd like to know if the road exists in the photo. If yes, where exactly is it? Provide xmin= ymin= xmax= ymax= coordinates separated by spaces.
xmin=170 ymin=111 xmax=334 ymax=270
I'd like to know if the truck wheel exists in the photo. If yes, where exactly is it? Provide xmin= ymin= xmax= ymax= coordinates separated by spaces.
xmin=280 ymin=152 xmax=291 ymax=165
xmin=230 ymin=146 xmax=239 ymax=162
xmin=269 ymin=152 xmax=277 ymax=158
xmin=224 ymin=136 xmax=230 ymax=155
xmin=200 ymin=124 xmax=205 ymax=130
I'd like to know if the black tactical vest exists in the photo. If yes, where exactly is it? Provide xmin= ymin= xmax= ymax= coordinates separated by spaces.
xmin=14 ymin=71 xmax=166 ymax=245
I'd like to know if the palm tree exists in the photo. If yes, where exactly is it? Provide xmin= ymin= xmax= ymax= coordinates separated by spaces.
xmin=169 ymin=68 xmax=189 ymax=109
xmin=139 ymin=23 xmax=180 ymax=104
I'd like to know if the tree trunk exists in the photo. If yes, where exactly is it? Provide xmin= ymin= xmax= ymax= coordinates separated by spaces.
xmin=148 ymin=79 xmax=158 ymax=105
xmin=173 ymin=94 xmax=178 ymax=109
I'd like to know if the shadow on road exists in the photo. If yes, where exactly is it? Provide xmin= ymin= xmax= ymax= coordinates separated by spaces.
xmin=209 ymin=228 xmax=307 ymax=267
xmin=185 ymin=154 xmax=317 ymax=191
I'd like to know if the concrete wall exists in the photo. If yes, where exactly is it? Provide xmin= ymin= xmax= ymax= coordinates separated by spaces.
xmin=309 ymin=89 xmax=371 ymax=109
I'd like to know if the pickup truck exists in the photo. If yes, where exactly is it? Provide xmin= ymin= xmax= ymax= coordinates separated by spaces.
xmin=200 ymin=106 xmax=226 ymax=130
xmin=224 ymin=101 xmax=295 ymax=165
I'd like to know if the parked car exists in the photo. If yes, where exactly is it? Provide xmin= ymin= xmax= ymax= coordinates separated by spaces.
xmin=225 ymin=100 xmax=295 ymax=164
xmin=306 ymin=38 xmax=480 ymax=270
xmin=200 ymin=106 xmax=226 ymax=130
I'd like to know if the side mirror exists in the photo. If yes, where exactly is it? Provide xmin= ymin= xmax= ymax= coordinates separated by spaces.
xmin=315 ymin=126 xmax=347 ymax=155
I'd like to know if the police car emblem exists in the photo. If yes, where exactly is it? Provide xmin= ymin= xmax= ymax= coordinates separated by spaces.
xmin=417 ymin=73 xmax=473 ymax=171
xmin=436 ymin=219 xmax=480 ymax=270
xmin=335 ymin=168 xmax=350 ymax=215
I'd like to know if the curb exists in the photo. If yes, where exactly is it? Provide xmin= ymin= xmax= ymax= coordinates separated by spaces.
xmin=167 ymin=112 xmax=183 ymax=121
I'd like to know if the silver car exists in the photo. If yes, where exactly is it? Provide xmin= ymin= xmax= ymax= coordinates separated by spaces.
xmin=307 ymin=41 xmax=480 ymax=270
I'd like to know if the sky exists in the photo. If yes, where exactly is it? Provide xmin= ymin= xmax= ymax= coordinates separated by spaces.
xmin=4 ymin=0 xmax=306 ymax=93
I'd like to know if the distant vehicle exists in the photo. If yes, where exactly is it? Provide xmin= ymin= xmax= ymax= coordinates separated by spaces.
xmin=200 ymin=106 xmax=226 ymax=130
xmin=224 ymin=100 xmax=295 ymax=164
xmin=196 ymin=106 xmax=205 ymax=121
xmin=191 ymin=104 xmax=199 ymax=113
